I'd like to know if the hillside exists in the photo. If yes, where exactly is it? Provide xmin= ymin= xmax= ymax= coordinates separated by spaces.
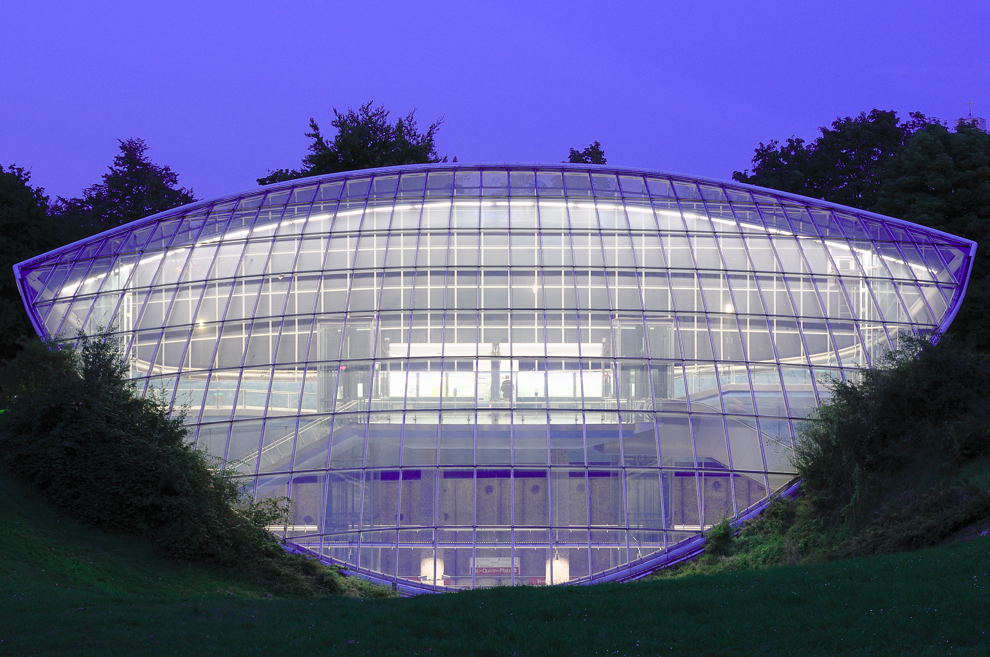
xmin=0 ymin=468 xmax=269 ymax=601
xmin=2 ymin=467 xmax=989 ymax=656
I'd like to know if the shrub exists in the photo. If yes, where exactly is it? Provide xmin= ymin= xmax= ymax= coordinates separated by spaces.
xmin=0 ymin=335 xmax=366 ymax=596
xmin=705 ymin=519 xmax=735 ymax=558
xmin=654 ymin=335 xmax=990 ymax=580
xmin=794 ymin=335 xmax=990 ymax=525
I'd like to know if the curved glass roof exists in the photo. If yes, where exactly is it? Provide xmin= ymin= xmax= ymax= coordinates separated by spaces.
xmin=14 ymin=164 xmax=976 ymax=592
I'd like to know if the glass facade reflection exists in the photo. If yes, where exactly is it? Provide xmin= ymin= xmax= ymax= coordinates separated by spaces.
xmin=14 ymin=165 xmax=975 ymax=591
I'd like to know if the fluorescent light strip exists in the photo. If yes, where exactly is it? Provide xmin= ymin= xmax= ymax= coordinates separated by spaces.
xmin=51 ymin=200 xmax=944 ymax=299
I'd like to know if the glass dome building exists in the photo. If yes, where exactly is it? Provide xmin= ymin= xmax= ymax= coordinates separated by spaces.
xmin=14 ymin=164 xmax=975 ymax=592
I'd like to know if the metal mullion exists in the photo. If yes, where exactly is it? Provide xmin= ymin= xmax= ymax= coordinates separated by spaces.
xmin=42 ymin=248 xmax=95 ymax=306
xmin=232 ymin=194 xmax=307 ymax=498
xmin=555 ymin=184 xmax=594 ymax=570
xmin=465 ymin=179 xmax=487 ymax=584
xmin=288 ymin=197 xmax=354 ymax=497
xmin=436 ymin=187 xmax=454 ymax=434
xmin=792 ymin=208 xmax=874 ymax=370
xmin=876 ymin=223 xmax=941 ymax=329
xmin=478 ymin=202 xmax=512 ymax=585
xmin=396 ymin=279 xmax=419 ymax=463
xmin=256 ymin=235 xmax=320 ymax=427
xmin=522 ymin=195 xmax=552 ymax=469
xmin=839 ymin=224 xmax=904 ymax=318
xmin=358 ymin=177 xmax=402 ymax=544
xmin=721 ymin=197 xmax=782 ymax=494
xmin=159 ymin=288 xmax=236 ymax=436
xmin=669 ymin=183 xmax=729 ymax=528
xmin=532 ymin=180 xmax=562 ymax=577
xmin=824 ymin=210 xmax=899 ymax=361
xmin=51 ymin=255 xmax=117 ymax=336
xmin=22 ymin=261 xmax=62 ymax=310
xmin=749 ymin=201 xmax=819 ymax=381
xmin=138 ymin=242 xmax=218 ymax=397
xmin=189 ymin=206 xmax=262 ymax=429
xmin=695 ymin=189 xmax=761 ymax=512
xmin=120 ymin=282 xmax=188 ymax=385
xmin=642 ymin=182 xmax=680 ymax=486
xmin=670 ymin=187 xmax=722 ymax=366
xmin=637 ymin=259 xmax=671 ymax=530
xmin=468 ymin=311 xmax=481 ymax=590
xmin=35 ymin=261 xmax=77 ymax=314
xmin=291 ymin=313 xmax=327 ymax=558
xmin=124 ymin=209 xmax=229 ymax=407
xmin=345 ymin=176 xmax=380 ymax=572
xmin=117 ymin=231 xmax=191 ymax=375
xmin=474 ymin=197 xmax=512 ymax=578
xmin=159 ymin=219 xmax=243 ymax=413
xmin=51 ymin=250 xmax=108 ymax=337
xmin=513 ymin=181 xmax=556 ymax=582
xmin=791 ymin=207 xmax=875 ymax=374
xmin=392 ymin=177 xmax=440 ymax=585
xmin=772 ymin=223 xmax=841 ymax=406
xmin=157 ymin=280 xmax=201 ymax=367
xmin=752 ymin=242 xmax=818 ymax=371
xmin=124 ymin=219 xmax=217 ymax=348
xmin=906 ymin=230 xmax=956 ymax=312
xmin=591 ymin=181 xmax=634 ymax=565
xmin=936 ymin=238 xmax=975 ymax=287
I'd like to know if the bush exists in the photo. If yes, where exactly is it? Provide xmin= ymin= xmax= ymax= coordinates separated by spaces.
xmin=0 ymin=335 xmax=370 ymax=596
xmin=794 ymin=335 xmax=990 ymax=525
xmin=653 ymin=335 xmax=990 ymax=580
xmin=704 ymin=519 xmax=735 ymax=558
xmin=829 ymin=484 xmax=990 ymax=559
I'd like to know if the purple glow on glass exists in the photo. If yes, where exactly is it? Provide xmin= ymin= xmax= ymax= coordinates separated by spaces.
xmin=12 ymin=164 xmax=977 ymax=591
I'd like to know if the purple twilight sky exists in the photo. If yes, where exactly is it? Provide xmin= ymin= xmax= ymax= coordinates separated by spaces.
xmin=2 ymin=1 xmax=988 ymax=203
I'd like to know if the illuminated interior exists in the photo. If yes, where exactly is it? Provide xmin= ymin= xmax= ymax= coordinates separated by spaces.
xmin=15 ymin=165 xmax=974 ymax=591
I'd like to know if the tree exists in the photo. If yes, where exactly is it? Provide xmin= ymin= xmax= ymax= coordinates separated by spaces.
xmin=258 ymin=102 xmax=444 ymax=185
xmin=0 ymin=334 xmax=359 ymax=595
xmin=736 ymin=112 xmax=990 ymax=348
xmin=54 ymin=138 xmax=194 ymax=232
xmin=567 ymin=141 xmax=607 ymax=165
xmin=0 ymin=165 xmax=63 ymax=364
xmin=733 ymin=110 xmax=940 ymax=209
xmin=874 ymin=122 xmax=990 ymax=349
xmin=794 ymin=336 xmax=990 ymax=525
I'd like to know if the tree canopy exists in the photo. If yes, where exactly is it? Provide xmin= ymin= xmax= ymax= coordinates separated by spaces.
xmin=258 ymin=102 xmax=444 ymax=185
xmin=53 ymin=138 xmax=194 ymax=233
xmin=733 ymin=109 xmax=940 ymax=209
xmin=873 ymin=122 xmax=990 ymax=349
xmin=567 ymin=141 xmax=607 ymax=165
xmin=735 ymin=110 xmax=990 ymax=348
xmin=0 ymin=165 xmax=64 ymax=364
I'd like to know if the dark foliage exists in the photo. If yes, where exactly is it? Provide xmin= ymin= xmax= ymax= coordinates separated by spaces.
xmin=794 ymin=336 xmax=990 ymax=526
xmin=53 ymin=138 xmax=194 ymax=233
xmin=658 ymin=337 xmax=990 ymax=579
xmin=0 ymin=336 xmax=351 ymax=595
xmin=735 ymin=110 xmax=990 ymax=348
xmin=874 ymin=123 xmax=990 ymax=349
xmin=0 ymin=166 xmax=68 ymax=365
xmin=258 ymin=101 xmax=444 ymax=185
xmin=703 ymin=519 xmax=734 ymax=557
xmin=733 ymin=109 xmax=940 ymax=209
xmin=567 ymin=141 xmax=607 ymax=165
xmin=829 ymin=484 xmax=990 ymax=559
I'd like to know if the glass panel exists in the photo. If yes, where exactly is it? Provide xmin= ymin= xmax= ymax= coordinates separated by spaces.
xmin=25 ymin=166 xmax=977 ymax=590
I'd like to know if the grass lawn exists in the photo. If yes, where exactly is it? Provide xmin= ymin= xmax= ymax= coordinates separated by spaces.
xmin=2 ymin=471 xmax=989 ymax=656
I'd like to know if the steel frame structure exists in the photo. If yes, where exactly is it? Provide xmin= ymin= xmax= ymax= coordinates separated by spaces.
xmin=14 ymin=164 xmax=976 ymax=591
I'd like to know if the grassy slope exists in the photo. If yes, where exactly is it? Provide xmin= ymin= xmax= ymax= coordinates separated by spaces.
xmin=0 ymin=469 xmax=268 ymax=601
xmin=2 ymin=470 xmax=990 ymax=657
